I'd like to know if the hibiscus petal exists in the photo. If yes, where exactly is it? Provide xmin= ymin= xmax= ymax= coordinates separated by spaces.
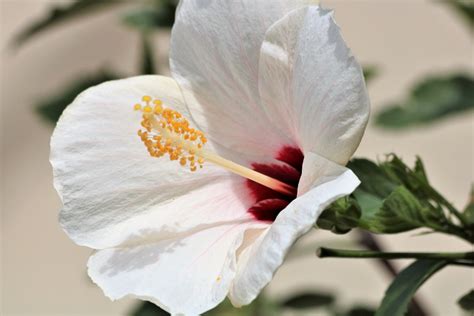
xmin=258 ymin=6 xmax=370 ymax=165
xmin=229 ymin=152 xmax=360 ymax=306
xmin=170 ymin=0 xmax=317 ymax=159
xmin=51 ymin=75 xmax=252 ymax=249
xmin=88 ymin=223 xmax=257 ymax=315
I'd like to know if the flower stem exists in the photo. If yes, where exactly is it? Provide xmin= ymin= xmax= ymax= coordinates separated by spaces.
xmin=316 ymin=247 xmax=474 ymax=260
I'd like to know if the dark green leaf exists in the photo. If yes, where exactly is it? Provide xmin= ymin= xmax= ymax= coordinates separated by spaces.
xmin=318 ymin=196 xmax=361 ymax=234
xmin=345 ymin=306 xmax=376 ymax=316
xmin=130 ymin=301 xmax=169 ymax=316
xmin=347 ymin=155 xmax=467 ymax=238
xmin=13 ymin=0 xmax=126 ymax=47
xmin=141 ymin=34 xmax=156 ymax=74
xmin=207 ymin=297 xmax=281 ymax=316
xmin=281 ymin=292 xmax=335 ymax=310
xmin=123 ymin=1 xmax=177 ymax=30
xmin=457 ymin=289 xmax=474 ymax=311
xmin=443 ymin=0 xmax=474 ymax=27
xmin=375 ymin=259 xmax=448 ymax=316
xmin=362 ymin=65 xmax=379 ymax=84
xmin=463 ymin=187 xmax=474 ymax=225
xmin=36 ymin=71 xmax=120 ymax=124
xmin=375 ymin=74 xmax=474 ymax=129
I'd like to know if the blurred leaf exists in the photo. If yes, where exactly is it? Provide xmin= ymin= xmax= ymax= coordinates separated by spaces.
xmin=13 ymin=0 xmax=126 ymax=47
xmin=36 ymin=71 xmax=119 ymax=124
xmin=207 ymin=297 xmax=281 ymax=316
xmin=375 ymin=74 xmax=474 ymax=129
xmin=345 ymin=306 xmax=376 ymax=316
xmin=375 ymin=259 xmax=448 ymax=316
xmin=463 ymin=187 xmax=474 ymax=225
xmin=318 ymin=196 xmax=361 ymax=234
xmin=130 ymin=301 xmax=169 ymax=316
xmin=457 ymin=289 xmax=474 ymax=311
xmin=123 ymin=0 xmax=177 ymax=30
xmin=281 ymin=292 xmax=335 ymax=310
xmin=363 ymin=65 xmax=379 ymax=83
xmin=443 ymin=0 xmax=474 ymax=27
xmin=141 ymin=34 xmax=156 ymax=74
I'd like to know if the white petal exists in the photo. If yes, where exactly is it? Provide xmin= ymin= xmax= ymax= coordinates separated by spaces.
xmin=258 ymin=6 xmax=370 ymax=165
xmin=88 ymin=222 xmax=262 ymax=315
xmin=229 ymin=152 xmax=360 ymax=306
xmin=51 ymin=75 xmax=250 ymax=249
xmin=170 ymin=0 xmax=317 ymax=159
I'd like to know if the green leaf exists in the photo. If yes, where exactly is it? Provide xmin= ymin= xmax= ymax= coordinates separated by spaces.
xmin=444 ymin=0 xmax=474 ymax=27
xmin=375 ymin=259 xmax=448 ymax=316
xmin=362 ymin=65 xmax=379 ymax=84
xmin=355 ymin=186 xmax=424 ymax=233
xmin=123 ymin=1 xmax=177 ymax=31
xmin=130 ymin=301 xmax=169 ymax=316
xmin=141 ymin=34 xmax=156 ymax=74
xmin=207 ymin=297 xmax=281 ymax=316
xmin=457 ymin=289 xmax=474 ymax=311
xmin=463 ymin=187 xmax=474 ymax=225
xmin=345 ymin=306 xmax=376 ymax=316
xmin=375 ymin=74 xmax=474 ymax=129
xmin=12 ymin=0 xmax=126 ymax=47
xmin=36 ymin=71 xmax=120 ymax=124
xmin=318 ymin=196 xmax=361 ymax=234
xmin=347 ymin=155 xmax=467 ymax=238
xmin=281 ymin=292 xmax=335 ymax=310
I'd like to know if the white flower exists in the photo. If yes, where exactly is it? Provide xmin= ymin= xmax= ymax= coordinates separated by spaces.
xmin=50 ymin=2 xmax=369 ymax=315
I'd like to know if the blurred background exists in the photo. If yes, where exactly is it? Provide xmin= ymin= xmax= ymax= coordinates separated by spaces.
xmin=1 ymin=0 xmax=473 ymax=315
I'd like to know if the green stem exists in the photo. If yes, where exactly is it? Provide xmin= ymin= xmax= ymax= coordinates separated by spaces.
xmin=317 ymin=248 xmax=474 ymax=260
xmin=449 ymin=260 xmax=474 ymax=267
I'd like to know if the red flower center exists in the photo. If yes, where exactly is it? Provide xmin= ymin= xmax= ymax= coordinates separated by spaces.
xmin=246 ymin=146 xmax=303 ymax=222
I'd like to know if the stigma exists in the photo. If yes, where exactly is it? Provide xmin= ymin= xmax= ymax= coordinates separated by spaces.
xmin=134 ymin=96 xmax=297 ymax=197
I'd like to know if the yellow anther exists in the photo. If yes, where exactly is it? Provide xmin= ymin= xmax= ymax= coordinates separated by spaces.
xmin=154 ymin=104 xmax=163 ymax=114
xmin=134 ymin=95 xmax=209 ymax=173
xmin=133 ymin=96 xmax=298 ymax=197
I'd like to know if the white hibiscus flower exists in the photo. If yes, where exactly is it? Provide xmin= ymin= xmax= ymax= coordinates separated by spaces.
xmin=50 ymin=1 xmax=370 ymax=315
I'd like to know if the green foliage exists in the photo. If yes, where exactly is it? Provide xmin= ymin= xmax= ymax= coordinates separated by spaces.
xmin=12 ymin=0 xmax=126 ymax=47
xmin=36 ymin=71 xmax=119 ymax=124
xmin=281 ymin=292 xmax=335 ymax=309
xmin=344 ymin=155 xmax=473 ymax=242
xmin=444 ymin=0 xmax=474 ymax=27
xmin=375 ymin=74 xmax=474 ymax=129
xmin=123 ymin=0 xmax=177 ymax=30
xmin=141 ymin=35 xmax=156 ymax=74
xmin=375 ymin=260 xmax=448 ymax=316
xmin=463 ymin=187 xmax=474 ymax=226
xmin=344 ymin=306 xmax=376 ymax=316
xmin=131 ymin=296 xmax=280 ymax=316
xmin=317 ymin=196 xmax=361 ymax=234
xmin=457 ymin=289 xmax=474 ymax=311
xmin=130 ymin=301 xmax=169 ymax=316
xmin=362 ymin=65 xmax=379 ymax=84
